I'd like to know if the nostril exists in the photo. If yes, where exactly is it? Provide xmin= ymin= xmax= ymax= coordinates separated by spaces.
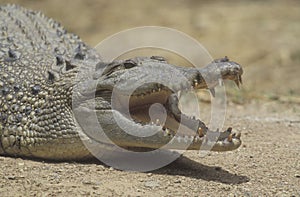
xmin=232 ymin=65 xmax=241 ymax=73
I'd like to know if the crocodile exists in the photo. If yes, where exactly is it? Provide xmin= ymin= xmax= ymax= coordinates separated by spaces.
xmin=0 ymin=4 xmax=243 ymax=161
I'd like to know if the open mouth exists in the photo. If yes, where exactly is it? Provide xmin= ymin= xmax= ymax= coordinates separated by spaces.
xmin=109 ymin=82 xmax=240 ymax=149
xmin=127 ymin=87 xmax=207 ymax=137
xmin=78 ymin=57 xmax=243 ymax=151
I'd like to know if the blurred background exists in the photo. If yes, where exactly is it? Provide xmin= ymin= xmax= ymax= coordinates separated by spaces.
xmin=1 ymin=0 xmax=299 ymax=103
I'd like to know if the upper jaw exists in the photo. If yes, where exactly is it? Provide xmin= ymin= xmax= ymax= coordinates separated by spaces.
xmin=95 ymin=56 xmax=243 ymax=98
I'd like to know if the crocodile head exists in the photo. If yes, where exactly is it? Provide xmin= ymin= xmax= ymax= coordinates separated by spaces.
xmin=73 ymin=56 xmax=243 ymax=152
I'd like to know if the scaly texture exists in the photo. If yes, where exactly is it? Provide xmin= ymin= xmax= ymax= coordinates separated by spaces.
xmin=0 ymin=4 xmax=100 ymax=159
xmin=0 ymin=4 xmax=243 ymax=160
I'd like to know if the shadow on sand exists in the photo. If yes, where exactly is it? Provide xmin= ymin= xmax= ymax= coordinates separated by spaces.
xmin=4 ymin=151 xmax=249 ymax=185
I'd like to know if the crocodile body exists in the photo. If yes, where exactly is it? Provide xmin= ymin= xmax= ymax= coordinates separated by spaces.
xmin=0 ymin=5 xmax=243 ymax=160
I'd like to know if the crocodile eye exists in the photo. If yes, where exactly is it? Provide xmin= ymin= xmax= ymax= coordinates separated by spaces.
xmin=124 ymin=62 xmax=136 ymax=69
xmin=123 ymin=59 xmax=138 ymax=69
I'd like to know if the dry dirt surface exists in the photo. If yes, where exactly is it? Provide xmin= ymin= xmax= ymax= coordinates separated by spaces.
xmin=0 ymin=0 xmax=300 ymax=196
xmin=0 ymin=102 xmax=299 ymax=196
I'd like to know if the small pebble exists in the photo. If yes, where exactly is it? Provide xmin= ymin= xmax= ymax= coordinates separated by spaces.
xmin=174 ymin=179 xmax=181 ymax=183
xmin=144 ymin=180 xmax=160 ymax=188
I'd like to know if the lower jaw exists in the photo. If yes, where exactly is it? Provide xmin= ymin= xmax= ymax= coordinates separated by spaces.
xmin=112 ymin=130 xmax=241 ymax=152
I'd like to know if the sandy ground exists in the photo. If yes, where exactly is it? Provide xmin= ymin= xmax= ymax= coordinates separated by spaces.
xmin=0 ymin=101 xmax=299 ymax=196
xmin=0 ymin=0 xmax=300 ymax=196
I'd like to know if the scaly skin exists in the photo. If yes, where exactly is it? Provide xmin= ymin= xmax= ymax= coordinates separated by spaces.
xmin=0 ymin=5 xmax=243 ymax=160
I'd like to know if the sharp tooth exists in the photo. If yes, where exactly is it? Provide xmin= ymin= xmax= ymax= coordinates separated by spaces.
xmin=176 ymin=136 xmax=182 ymax=143
xmin=239 ymin=75 xmax=243 ymax=84
xmin=218 ymin=78 xmax=223 ymax=86
xmin=156 ymin=119 xmax=160 ymax=125
xmin=198 ymin=127 xmax=204 ymax=137
xmin=166 ymin=129 xmax=172 ymax=136
xmin=166 ymin=129 xmax=170 ymax=134
xmin=194 ymin=79 xmax=198 ymax=87
xmin=188 ymin=136 xmax=194 ymax=143
xmin=176 ymin=90 xmax=182 ymax=99
xmin=209 ymin=88 xmax=215 ymax=97
xmin=227 ymin=133 xmax=233 ymax=142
